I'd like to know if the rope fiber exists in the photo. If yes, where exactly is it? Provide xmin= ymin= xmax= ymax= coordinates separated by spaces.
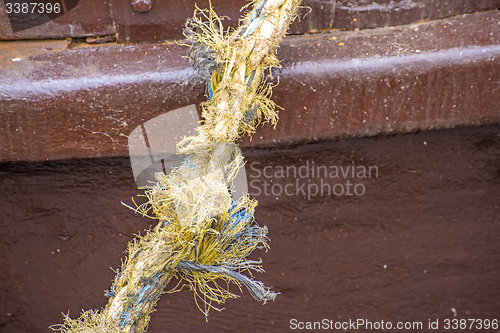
xmin=52 ymin=1 xmax=301 ymax=332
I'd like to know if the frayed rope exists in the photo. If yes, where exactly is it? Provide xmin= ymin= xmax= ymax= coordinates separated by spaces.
xmin=53 ymin=1 xmax=301 ymax=332
xmin=177 ymin=260 xmax=279 ymax=303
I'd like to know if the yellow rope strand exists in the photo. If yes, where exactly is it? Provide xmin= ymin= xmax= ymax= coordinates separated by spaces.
xmin=52 ymin=1 xmax=301 ymax=332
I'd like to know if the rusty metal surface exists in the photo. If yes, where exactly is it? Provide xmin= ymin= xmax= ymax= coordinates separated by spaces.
xmin=0 ymin=10 xmax=499 ymax=162
xmin=0 ymin=0 xmax=115 ymax=40
xmin=109 ymin=0 xmax=337 ymax=43
xmin=249 ymin=9 xmax=500 ymax=147
xmin=108 ymin=0 xmax=243 ymax=44
xmin=331 ymin=0 xmax=500 ymax=31
xmin=0 ymin=124 xmax=499 ymax=332
xmin=1 ymin=0 xmax=499 ymax=42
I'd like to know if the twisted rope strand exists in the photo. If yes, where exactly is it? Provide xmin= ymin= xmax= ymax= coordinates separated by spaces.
xmin=53 ymin=1 xmax=301 ymax=332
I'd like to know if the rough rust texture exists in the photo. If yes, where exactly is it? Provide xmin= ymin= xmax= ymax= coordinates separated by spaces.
xmin=0 ymin=125 xmax=499 ymax=332
xmin=248 ymin=9 xmax=500 ymax=147
xmin=1 ymin=0 xmax=499 ymax=41
xmin=1 ymin=11 xmax=499 ymax=162
xmin=108 ymin=0 xmax=244 ymax=44
xmin=0 ymin=0 xmax=115 ymax=40
xmin=331 ymin=0 xmax=500 ymax=31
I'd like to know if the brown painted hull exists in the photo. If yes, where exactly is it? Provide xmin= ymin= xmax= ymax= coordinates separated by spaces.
xmin=1 ymin=125 xmax=499 ymax=332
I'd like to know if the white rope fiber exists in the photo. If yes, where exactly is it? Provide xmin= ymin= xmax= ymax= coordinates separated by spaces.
xmin=52 ymin=1 xmax=301 ymax=332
